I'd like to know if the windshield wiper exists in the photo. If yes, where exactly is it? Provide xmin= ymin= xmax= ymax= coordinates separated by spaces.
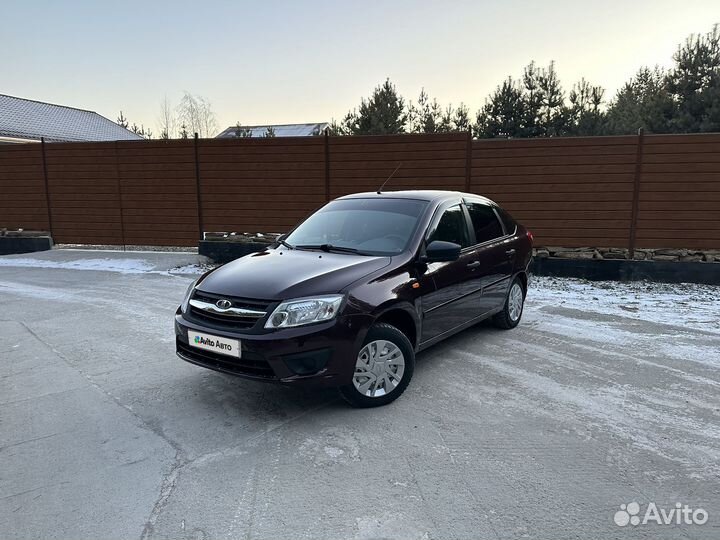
xmin=296 ymin=244 xmax=366 ymax=255
xmin=277 ymin=238 xmax=294 ymax=250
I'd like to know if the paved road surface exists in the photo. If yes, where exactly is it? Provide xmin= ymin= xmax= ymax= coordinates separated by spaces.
xmin=1 ymin=250 xmax=718 ymax=539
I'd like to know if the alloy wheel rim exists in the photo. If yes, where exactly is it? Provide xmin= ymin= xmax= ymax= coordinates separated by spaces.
xmin=508 ymin=283 xmax=524 ymax=322
xmin=352 ymin=340 xmax=405 ymax=398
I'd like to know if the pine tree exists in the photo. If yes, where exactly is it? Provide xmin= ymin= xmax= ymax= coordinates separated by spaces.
xmin=475 ymin=62 xmax=580 ymax=138
xmin=452 ymin=103 xmax=471 ymax=132
xmin=536 ymin=62 xmax=567 ymax=136
xmin=117 ymin=111 xmax=129 ymax=129
xmin=438 ymin=104 xmax=455 ymax=132
xmin=666 ymin=24 xmax=720 ymax=132
xmin=566 ymin=78 xmax=606 ymax=135
xmin=234 ymin=123 xmax=253 ymax=138
xmin=521 ymin=62 xmax=544 ymax=137
xmin=411 ymin=89 xmax=443 ymax=133
xmin=327 ymin=119 xmax=344 ymax=136
xmin=129 ymin=123 xmax=152 ymax=139
xmin=605 ymin=67 xmax=674 ymax=134
xmin=341 ymin=79 xmax=408 ymax=135
xmin=475 ymin=77 xmax=527 ymax=138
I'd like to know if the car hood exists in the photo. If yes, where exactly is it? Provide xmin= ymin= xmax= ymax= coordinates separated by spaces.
xmin=197 ymin=248 xmax=391 ymax=300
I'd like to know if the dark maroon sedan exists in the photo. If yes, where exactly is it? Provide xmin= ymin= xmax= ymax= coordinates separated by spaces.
xmin=175 ymin=191 xmax=533 ymax=407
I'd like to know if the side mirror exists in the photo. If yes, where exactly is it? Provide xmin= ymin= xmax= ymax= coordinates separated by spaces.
xmin=422 ymin=240 xmax=461 ymax=263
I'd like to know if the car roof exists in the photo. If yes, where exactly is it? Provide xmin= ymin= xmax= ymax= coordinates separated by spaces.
xmin=337 ymin=190 xmax=497 ymax=205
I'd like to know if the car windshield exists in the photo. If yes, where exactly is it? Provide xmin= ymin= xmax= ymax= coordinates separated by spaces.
xmin=284 ymin=198 xmax=429 ymax=256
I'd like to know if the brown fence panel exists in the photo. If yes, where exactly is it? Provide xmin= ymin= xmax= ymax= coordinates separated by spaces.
xmin=116 ymin=140 xmax=197 ymax=246
xmin=1 ymin=132 xmax=719 ymax=250
xmin=198 ymin=137 xmax=326 ymax=233
xmin=329 ymin=133 xmax=467 ymax=198
xmin=43 ymin=143 xmax=123 ymax=244
xmin=471 ymin=136 xmax=638 ymax=247
xmin=0 ymin=144 xmax=48 ymax=230
xmin=636 ymin=133 xmax=720 ymax=249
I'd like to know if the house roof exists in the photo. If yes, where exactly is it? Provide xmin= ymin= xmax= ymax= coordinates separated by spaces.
xmin=0 ymin=94 xmax=143 ymax=142
xmin=215 ymin=122 xmax=329 ymax=138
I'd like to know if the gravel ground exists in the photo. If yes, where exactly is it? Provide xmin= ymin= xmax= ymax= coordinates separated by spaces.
xmin=1 ymin=251 xmax=718 ymax=540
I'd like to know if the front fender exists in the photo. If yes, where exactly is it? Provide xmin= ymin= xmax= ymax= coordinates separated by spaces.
xmin=371 ymin=299 xmax=422 ymax=349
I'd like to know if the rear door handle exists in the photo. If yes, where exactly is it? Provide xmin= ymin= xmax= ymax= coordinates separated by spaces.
xmin=467 ymin=261 xmax=481 ymax=269
xmin=505 ymin=249 xmax=516 ymax=257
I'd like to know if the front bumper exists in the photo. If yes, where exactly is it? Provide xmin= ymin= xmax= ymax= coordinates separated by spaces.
xmin=174 ymin=311 xmax=372 ymax=387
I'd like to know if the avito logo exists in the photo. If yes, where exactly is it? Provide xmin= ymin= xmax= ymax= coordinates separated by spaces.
xmin=614 ymin=502 xmax=708 ymax=527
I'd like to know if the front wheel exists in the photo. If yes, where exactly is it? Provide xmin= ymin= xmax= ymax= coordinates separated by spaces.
xmin=339 ymin=323 xmax=415 ymax=408
xmin=493 ymin=277 xmax=525 ymax=329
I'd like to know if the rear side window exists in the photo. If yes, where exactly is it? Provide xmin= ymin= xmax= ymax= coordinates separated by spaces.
xmin=465 ymin=202 xmax=504 ymax=244
xmin=428 ymin=204 xmax=470 ymax=248
xmin=495 ymin=207 xmax=517 ymax=235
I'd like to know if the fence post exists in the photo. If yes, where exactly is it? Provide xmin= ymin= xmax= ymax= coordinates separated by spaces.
xmin=113 ymin=141 xmax=127 ymax=249
xmin=194 ymin=133 xmax=204 ymax=240
xmin=324 ymin=130 xmax=331 ymax=201
xmin=465 ymin=131 xmax=472 ymax=192
xmin=40 ymin=137 xmax=53 ymax=235
xmin=628 ymin=128 xmax=644 ymax=259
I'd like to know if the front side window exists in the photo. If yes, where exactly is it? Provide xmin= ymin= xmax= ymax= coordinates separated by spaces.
xmin=284 ymin=198 xmax=428 ymax=255
xmin=465 ymin=202 xmax=504 ymax=244
xmin=427 ymin=204 xmax=470 ymax=248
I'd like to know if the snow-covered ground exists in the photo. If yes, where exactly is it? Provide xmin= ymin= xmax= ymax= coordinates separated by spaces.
xmin=529 ymin=275 xmax=720 ymax=335
xmin=0 ymin=256 xmax=157 ymax=274
xmin=2 ymin=250 xmax=719 ymax=538
xmin=0 ymin=251 xmax=209 ymax=276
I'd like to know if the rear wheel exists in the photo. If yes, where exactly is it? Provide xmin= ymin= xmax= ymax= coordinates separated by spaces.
xmin=339 ymin=323 xmax=415 ymax=408
xmin=493 ymin=277 xmax=525 ymax=329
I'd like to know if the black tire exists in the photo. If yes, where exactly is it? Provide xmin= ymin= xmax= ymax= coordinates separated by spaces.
xmin=339 ymin=322 xmax=415 ymax=408
xmin=493 ymin=277 xmax=525 ymax=329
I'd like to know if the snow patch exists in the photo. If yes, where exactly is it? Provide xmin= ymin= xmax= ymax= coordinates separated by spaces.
xmin=0 ymin=256 xmax=218 ymax=276
xmin=0 ymin=257 xmax=155 ymax=274
xmin=323 ymin=445 xmax=345 ymax=458
xmin=529 ymin=276 xmax=720 ymax=334
xmin=168 ymin=263 xmax=218 ymax=275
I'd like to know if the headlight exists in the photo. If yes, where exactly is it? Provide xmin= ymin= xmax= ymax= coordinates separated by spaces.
xmin=265 ymin=295 xmax=343 ymax=329
xmin=180 ymin=279 xmax=198 ymax=313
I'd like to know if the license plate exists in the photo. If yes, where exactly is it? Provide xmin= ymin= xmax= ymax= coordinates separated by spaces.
xmin=188 ymin=331 xmax=241 ymax=358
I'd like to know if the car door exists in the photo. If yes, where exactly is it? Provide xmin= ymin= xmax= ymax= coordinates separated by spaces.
xmin=463 ymin=199 xmax=515 ymax=316
xmin=417 ymin=202 xmax=479 ymax=344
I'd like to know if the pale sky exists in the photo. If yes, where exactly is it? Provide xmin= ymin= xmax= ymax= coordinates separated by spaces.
xmin=2 ymin=0 xmax=718 ymax=134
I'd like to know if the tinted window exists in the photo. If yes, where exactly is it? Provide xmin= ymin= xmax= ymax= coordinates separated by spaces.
xmin=495 ymin=207 xmax=517 ymax=235
xmin=465 ymin=202 xmax=504 ymax=244
xmin=428 ymin=205 xmax=470 ymax=248
xmin=285 ymin=198 xmax=428 ymax=255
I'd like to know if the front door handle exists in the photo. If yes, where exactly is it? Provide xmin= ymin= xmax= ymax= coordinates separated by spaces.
xmin=505 ymin=249 xmax=516 ymax=257
xmin=467 ymin=261 xmax=481 ymax=269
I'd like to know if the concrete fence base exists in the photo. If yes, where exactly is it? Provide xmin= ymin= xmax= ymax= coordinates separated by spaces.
xmin=0 ymin=236 xmax=53 ymax=256
xmin=531 ymin=257 xmax=720 ymax=285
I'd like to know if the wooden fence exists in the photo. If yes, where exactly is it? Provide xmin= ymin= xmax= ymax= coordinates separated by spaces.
xmin=1 ymin=132 xmax=718 ymax=250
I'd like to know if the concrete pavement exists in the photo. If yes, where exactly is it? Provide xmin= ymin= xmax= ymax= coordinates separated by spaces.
xmin=1 ymin=250 xmax=718 ymax=539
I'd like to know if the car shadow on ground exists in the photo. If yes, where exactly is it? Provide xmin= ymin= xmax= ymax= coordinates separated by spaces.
xmin=179 ymin=319 xmax=500 ymax=421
